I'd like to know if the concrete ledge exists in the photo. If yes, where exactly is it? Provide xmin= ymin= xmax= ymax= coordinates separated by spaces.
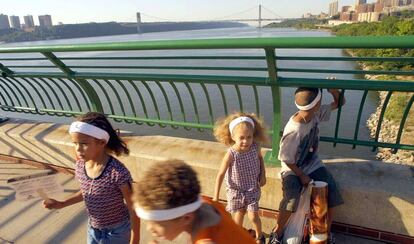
xmin=0 ymin=118 xmax=413 ymax=237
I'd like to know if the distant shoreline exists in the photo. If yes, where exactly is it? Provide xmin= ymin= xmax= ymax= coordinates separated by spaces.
xmin=0 ymin=21 xmax=248 ymax=44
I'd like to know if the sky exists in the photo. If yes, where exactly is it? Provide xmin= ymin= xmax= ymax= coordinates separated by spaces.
xmin=3 ymin=0 xmax=370 ymax=25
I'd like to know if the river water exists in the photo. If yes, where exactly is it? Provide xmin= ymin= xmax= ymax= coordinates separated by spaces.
xmin=0 ymin=27 xmax=379 ymax=160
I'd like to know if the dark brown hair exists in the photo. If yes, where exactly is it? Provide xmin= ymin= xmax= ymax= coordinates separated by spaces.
xmin=134 ymin=160 xmax=200 ymax=210
xmin=76 ymin=112 xmax=129 ymax=156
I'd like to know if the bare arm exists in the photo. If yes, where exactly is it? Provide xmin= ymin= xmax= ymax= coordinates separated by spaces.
xmin=285 ymin=163 xmax=311 ymax=186
xmin=258 ymin=152 xmax=266 ymax=187
xmin=328 ymin=89 xmax=346 ymax=110
xmin=121 ymin=183 xmax=140 ymax=244
xmin=43 ymin=189 xmax=83 ymax=209
xmin=213 ymin=151 xmax=232 ymax=201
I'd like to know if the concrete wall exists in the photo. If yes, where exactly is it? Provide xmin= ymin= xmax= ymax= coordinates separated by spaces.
xmin=0 ymin=118 xmax=413 ymax=236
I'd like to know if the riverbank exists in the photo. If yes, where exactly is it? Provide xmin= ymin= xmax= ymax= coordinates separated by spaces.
xmin=362 ymin=71 xmax=414 ymax=165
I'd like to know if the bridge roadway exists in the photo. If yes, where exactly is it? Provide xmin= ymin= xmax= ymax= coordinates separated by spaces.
xmin=0 ymin=161 xmax=383 ymax=243
xmin=0 ymin=118 xmax=413 ymax=243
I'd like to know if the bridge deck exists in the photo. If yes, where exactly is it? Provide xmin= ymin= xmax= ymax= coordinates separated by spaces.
xmin=0 ymin=159 xmax=384 ymax=244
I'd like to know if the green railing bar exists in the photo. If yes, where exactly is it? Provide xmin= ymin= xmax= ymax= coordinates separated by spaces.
xmin=278 ymin=68 xmax=414 ymax=76
xmin=1 ymin=36 xmax=414 ymax=53
xmin=57 ymin=78 xmax=82 ymax=112
xmin=184 ymin=82 xmax=203 ymax=131
xmin=107 ymin=114 xmax=214 ymax=130
xmin=7 ymin=66 xmax=58 ymax=68
xmin=0 ymin=79 xmax=16 ymax=107
xmin=41 ymin=52 xmax=74 ymax=76
xmin=140 ymin=80 xmax=165 ymax=127
xmin=101 ymin=79 xmax=126 ymax=122
xmin=39 ymin=78 xmax=69 ymax=115
xmin=320 ymin=136 xmax=414 ymax=150
xmin=91 ymin=79 xmax=116 ymax=115
xmin=393 ymin=94 xmax=414 ymax=153
xmin=127 ymin=80 xmax=149 ymax=125
xmin=275 ymin=56 xmax=414 ymax=62
xmin=10 ymin=72 xmax=269 ymax=85
xmin=265 ymin=48 xmax=281 ymax=165
xmin=372 ymin=91 xmax=393 ymax=152
xmin=234 ymin=84 xmax=243 ymax=112
xmin=69 ymin=65 xmax=267 ymax=71
xmin=2 ymin=77 xmax=30 ymax=108
xmin=0 ymin=77 xmax=22 ymax=107
xmin=59 ymin=56 xmax=265 ymax=60
xmin=20 ymin=77 xmax=48 ymax=114
xmin=7 ymin=77 xmax=38 ymax=114
xmin=333 ymin=90 xmax=345 ymax=147
xmin=114 ymin=79 xmax=138 ymax=124
xmin=352 ymin=90 xmax=368 ymax=149
xmin=0 ymin=105 xmax=82 ymax=116
xmin=0 ymin=58 xmax=48 ymax=61
xmin=168 ymin=81 xmax=188 ymax=128
xmin=73 ymin=78 xmax=104 ymax=113
xmin=278 ymin=77 xmax=414 ymax=92
xmin=67 ymin=78 xmax=92 ymax=111
xmin=217 ymin=84 xmax=229 ymax=115
xmin=71 ymin=65 xmax=266 ymax=71
xmin=154 ymin=80 xmax=176 ymax=128
xmin=31 ymin=77 xmax=58 ymax=114
xmin=200 ymin=83 xmax=214 ymax=125
xmin=253 ymin=85 xmax=260 ymax=116
xmin=0 ymin=63 xmax=14 ymax=76
xmin=46 ymin=77 xmax=74 ymax=112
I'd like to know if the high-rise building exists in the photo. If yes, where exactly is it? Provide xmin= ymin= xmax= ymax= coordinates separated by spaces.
xmin=374 ymin=3 xmax=384 ymax=12
xmin=38 ymin=15 xmax=52 ymax=27
xmin=329 ymin=1 xmax=339 ymax=16
xmin=391 ymin=0 xmax=401 ymax=6
xmin=342 ymin=5 xmax=352 ymax=12
xmin=356 ymin=0 xmax=367 ymax=5
xmin=9 ymin=15 xmax=21 ymax=29
xmin=0 ymin=14 xmax=10 ymax=29
xmin=24 ymin=15 xmax=35 ymax=28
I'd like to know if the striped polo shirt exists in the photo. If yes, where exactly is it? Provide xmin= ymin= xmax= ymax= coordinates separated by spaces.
xmin=75 ymin=156 xmax=132 ymax=229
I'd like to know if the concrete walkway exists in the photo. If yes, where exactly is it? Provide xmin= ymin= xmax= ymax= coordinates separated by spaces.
xmin=0 ymin=160 xmax=385 ymax=244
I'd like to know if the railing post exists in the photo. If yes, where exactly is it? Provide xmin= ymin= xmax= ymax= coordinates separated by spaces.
xmin=41 ymin=52 xmax=104 ymax=113
xmin=264 ymin=48 xmax=281 ymax=166
xmin=0 ymin=63 xmax=12 ymax=123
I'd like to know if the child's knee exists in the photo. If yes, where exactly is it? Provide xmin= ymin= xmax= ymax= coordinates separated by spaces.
xmin=247 ymin=211 xmax=260 ymax=222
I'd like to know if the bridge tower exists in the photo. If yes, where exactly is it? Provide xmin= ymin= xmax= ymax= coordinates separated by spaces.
xmin=259 ymin=4 xmax=262 ymax=28
xmin=136 ymin=12 xmax=142 ymax=34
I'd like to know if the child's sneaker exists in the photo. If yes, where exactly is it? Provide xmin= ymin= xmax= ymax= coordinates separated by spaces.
xmin=268 ymin=231 xmax=283 ymax=244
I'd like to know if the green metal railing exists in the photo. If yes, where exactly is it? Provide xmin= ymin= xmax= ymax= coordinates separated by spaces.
xmin=0 ymin=36 xmax=413 ymax=164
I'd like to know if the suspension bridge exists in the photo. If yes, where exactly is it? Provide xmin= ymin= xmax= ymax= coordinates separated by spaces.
xmin=136 ymin=4 xmax=287 ymax=29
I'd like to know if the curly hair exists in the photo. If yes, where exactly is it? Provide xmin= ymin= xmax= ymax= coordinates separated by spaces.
xmin=134 ymin=160 xmax=200 ymax=210
xmin=213 ymin=112 xmax=268 ymax=146
xmin=76 ymin=112 xmax=129 ymax=156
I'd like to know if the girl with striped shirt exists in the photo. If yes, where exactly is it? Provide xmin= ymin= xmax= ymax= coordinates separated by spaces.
xmin=43 ymin=112 xmax=140 ymax=244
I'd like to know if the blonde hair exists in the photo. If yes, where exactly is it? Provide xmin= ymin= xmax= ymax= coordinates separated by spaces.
xmin=213 ymin=112 xmax=268 ymax=146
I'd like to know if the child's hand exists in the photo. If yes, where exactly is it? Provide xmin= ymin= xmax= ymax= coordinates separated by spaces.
xmin=43 ymin=198 xmax=64 ymax=209
xmin=259 ymin=177 xmax=266 ymax=187
xmin=299 ymin=174 xmax=312 ymax=186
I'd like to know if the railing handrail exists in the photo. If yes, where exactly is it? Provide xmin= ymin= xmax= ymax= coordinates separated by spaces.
xmin=1 ymin=36 xmax=414 ymax=53
xmin=0 ymin=36 xmax=413 ymax=165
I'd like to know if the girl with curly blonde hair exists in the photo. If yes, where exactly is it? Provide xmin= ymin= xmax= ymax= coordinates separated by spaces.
xmin=213 ymin=112 xmax=268 ymax=244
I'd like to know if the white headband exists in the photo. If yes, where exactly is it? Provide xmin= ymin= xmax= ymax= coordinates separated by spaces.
xmin=295 ymin=89 xmax=322 ymax=111
xmin=69 ymin=121 xmax=110 ymax=143
xmin=229 ymin=116 xmax=255 ymax=135
xmin=135 ymin=197 xmax=202 ymax=221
